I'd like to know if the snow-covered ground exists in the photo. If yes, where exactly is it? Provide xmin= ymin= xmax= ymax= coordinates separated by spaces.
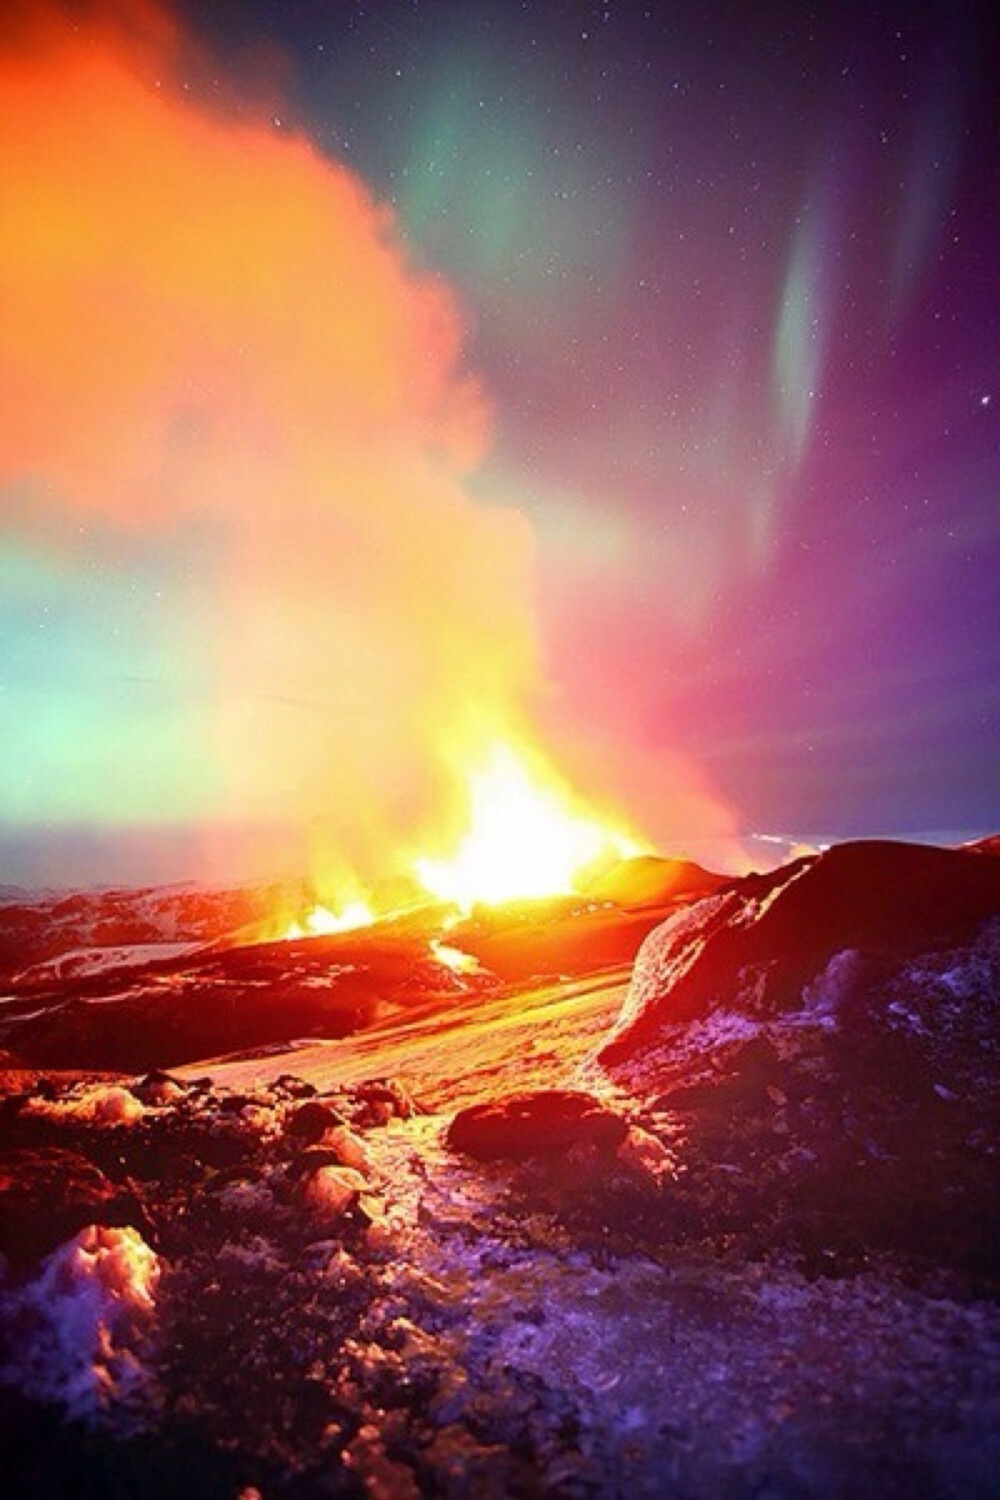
xmin=2 ymin=840 xmax=998 ymax=1496
xmin=11 ymin=942 xmax=206 ymax=988
xmin=3 ymin=1056 xmax=999 ymax=1497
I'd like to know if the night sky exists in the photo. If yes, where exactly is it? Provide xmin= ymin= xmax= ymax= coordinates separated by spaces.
xmin=2 ymin=0 xmax=999 ymax=885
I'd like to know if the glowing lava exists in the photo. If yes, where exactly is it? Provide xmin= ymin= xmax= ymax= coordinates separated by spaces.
xmin=280 ymin=739 xmax=646 ymax=940
xmin=429 ymin=939 xmax=482 ymax=975
xmin=283 ymin=900 xmax=375 ymax=940
xmin=414 ymin=740 xmax=644 ymax=909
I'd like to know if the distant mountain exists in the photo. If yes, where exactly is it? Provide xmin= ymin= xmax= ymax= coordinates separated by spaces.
xmin=584 ymin=854 xmax=725 ymax=908
xmin=0 ymin=881 xmax=304 ymax=985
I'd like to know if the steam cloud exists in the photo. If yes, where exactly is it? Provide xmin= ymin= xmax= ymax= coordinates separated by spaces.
xmin=1 ymin=0 xmax=737 ymax=884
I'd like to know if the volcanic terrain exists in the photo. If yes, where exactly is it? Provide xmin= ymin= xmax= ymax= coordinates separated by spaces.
xmin=1 ymin=839 xmax=999 ymax=1497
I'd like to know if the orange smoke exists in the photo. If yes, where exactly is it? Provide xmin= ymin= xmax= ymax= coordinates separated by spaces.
xmin=0 ymin=0 xmax=739 ymax=889
xmin=1 ymin=0 xmax=488 ymax=509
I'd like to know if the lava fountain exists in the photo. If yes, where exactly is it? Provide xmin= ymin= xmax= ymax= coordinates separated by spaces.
xmin=414 ymin=740 xmax=644 ymax=908
xmin=282 ymin=735 xmax=647 ymax=938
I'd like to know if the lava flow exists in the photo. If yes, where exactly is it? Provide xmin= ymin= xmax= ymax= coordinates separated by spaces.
xmin=282 ymin=737 xmax=646 ymax=939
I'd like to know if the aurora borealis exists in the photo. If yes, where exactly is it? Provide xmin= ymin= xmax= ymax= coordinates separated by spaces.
xmin=1 ymin=0 xmax=998 ymax=885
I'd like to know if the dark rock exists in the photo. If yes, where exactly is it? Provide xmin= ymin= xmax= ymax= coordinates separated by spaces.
xmin=600 ymin=840 xmax=1000 ymax=1065
xmin=0 ymin=1146 xmax=132 ymax=1264
xmin=593 ymin=843 xmax=1000 ymax=1280
xmin=286 ymin=1100 xmax=344 ymax=1143
xmin=447 ymin=1089 xmax=628 ymax=1162
xmin=274 ymin=1074 xmax=317 ymax=1098
xmin=218 ymin=1093 xmax=256 ymax=1113
xmin=133 ymin=1069 xmax=189 ymax=1105
xmin=287 ymin=1147 xmax=349 ymax=1180
xmin=3 ymin=952 xmax=382 ymax=1072
xmin=652 ymin=1037 xmax=784 ymax=1111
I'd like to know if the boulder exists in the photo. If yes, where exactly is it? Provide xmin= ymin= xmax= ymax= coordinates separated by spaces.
xmin=447 ymin=1089 xmax=627 ymax=1162
xmin=286 ymin=1100 xmax=345 ymax=1144
xmin=298 ymin=1164 xmax=367 ymax=1219
xmin=0 ymin=1146 xmax=128 ymax=1264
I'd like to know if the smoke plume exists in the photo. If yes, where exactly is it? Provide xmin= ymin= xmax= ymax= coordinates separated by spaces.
xmin=0 ymin=1 xmax=738 ymax=885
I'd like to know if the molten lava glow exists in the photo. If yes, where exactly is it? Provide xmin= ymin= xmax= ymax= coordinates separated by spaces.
xmin=429 ymin=939 xmax=482 ymax=975
xmin=283 ymin=900 xmax=375 ymax=940
xmin=278 ymin=740 xmax=646 ymax=940
xmin=414 ymin=741 xmax=644 ymax=909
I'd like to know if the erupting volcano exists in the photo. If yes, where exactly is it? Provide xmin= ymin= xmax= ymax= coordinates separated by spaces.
xmin=2 ymin=0 xmax=999 ymax=1495
xmin=413 ymin=740 xmax=644 ymax=908
xmin=285 ymin=736 xmax=647 ymax=937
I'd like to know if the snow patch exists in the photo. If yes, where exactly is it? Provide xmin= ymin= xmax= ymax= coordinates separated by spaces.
xmin=13 ymin=942 xmax=202 ymax=987
xmin=25 ymin=1083 xmax=146 ymax=1126
xmin=792 ymin=948 xmax=862 ymax=1026
xmin=687 ymin=1008 xmax=763 ymax=1049
xmin=301 ymin=1166 xmax=367 ymax=1217
xmin=0 ymin=1225 xmax=161 ymax=1426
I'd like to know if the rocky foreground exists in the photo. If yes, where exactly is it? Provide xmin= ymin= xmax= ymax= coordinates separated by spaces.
xmin=1 ymin=840 xmax=999 ymax=1497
